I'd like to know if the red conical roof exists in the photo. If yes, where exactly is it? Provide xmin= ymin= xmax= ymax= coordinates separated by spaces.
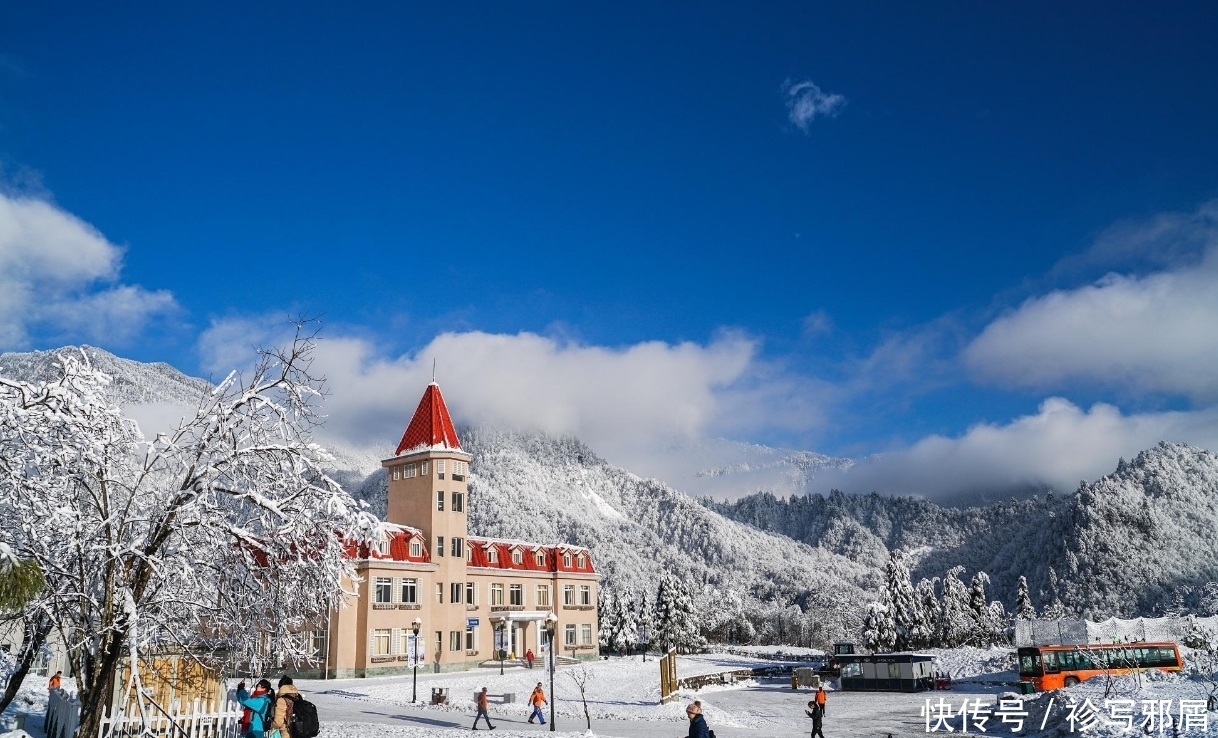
xmin=395 ymin=382 xmax=462 ymax=455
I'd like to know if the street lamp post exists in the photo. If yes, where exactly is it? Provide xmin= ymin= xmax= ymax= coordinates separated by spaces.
xmin=411 ymin=617 xmax=422 ymax=704
xmin=639 ymin=624 xmax=649 ymax=663
xmin=545 ymin=613 xmax=558 ymax=732
xmin=497 ymin=621 xmax=506 ymax=676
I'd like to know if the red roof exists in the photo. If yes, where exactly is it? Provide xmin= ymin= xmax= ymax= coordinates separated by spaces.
xmin=467 ymin=537 xmax=596 ymax=574
xmin=395 ymin=382 xmax=462 ymax=455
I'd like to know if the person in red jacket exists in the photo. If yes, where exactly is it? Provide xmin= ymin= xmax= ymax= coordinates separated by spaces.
xmin=472 ymin=687 xmax=496 ymax=730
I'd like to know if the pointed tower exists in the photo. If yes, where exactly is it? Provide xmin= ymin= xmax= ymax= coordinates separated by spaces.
xmin=383 ymin=382 xmax=472 ymax=667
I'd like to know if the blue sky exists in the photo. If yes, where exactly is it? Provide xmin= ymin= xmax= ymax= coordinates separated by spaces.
xmin=3 ymin=2 xmax=1218 ymax=498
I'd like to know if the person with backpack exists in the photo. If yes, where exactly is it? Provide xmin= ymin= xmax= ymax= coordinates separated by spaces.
xmin=235 ymin=680 xmax=274 ymax=738
xmin=270 ymin=676 xmax=319 ymax=738
xmin=805 ymin=699 xmax=826 ymax=738
xmin=472 ymin=687 xmax=496 ymax=730
xmin=685 ymin=701 xmax=710 ymax=738
xmin=527 ymin=683 xmax=546 ymax=725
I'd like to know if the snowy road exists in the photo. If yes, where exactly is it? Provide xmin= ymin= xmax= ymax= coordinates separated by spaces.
xmin=300 ymin=670 xmax=1003 ymax=738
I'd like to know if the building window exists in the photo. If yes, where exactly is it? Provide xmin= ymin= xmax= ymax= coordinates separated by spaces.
xmin=398 ymin=629 xmax=411 ymax=655
xmin=580 ymin=624 xmax=593 ymax=645
xmin=490 ymin=584 xmax=504 ymax=606
xmin=563 ymin=553 xmax=572 ymax=568
xmin=579 ymin=586 xmax=591 ymax=606
xmin=564 ymin=624 xmax=577 ymax=647
xmin=466 ymin=546 xmax=472 ymax=563
xmin=487 ymin=547 xmax=498 ymax=563
xmin=449 ymin=630 xmax=461 ymax=652
xmin=512 ymin=549 xmax=523 ymax=565
xmin=437 ymin=536 xmax=444 ymax=556
xmin=372 ymin=629 xmax=391 ymax=656
xmin=392 ymin=467 xmax=400 ymax=481
xmin=466 ymin=582 xmax=477 ymax=605
xmin=452 ymin=492 xmax=464 ymax=512
xmin=450 ymin=582 xmax=463 ymax=604
xmin=400 ymin=578 xmax=418 ymax=604
xmin=436 ymin=491 xmax=445 ymax=511
xmin=421 ymin=461 xmax=429 ymax=475
xmin=465 ymin=627 xmax=475 ymax=651
xmin=535 ymin=551 xmax=545 ymax=566
xmin=563 ymin=585 xmax=575 ymax=605
xmin=374 ymin=538 xmax=389 ymax=556
xmin=437 ymin=459 xmax=446 ymax=475
xmin=312 ymin=629 xmax=328 ymax=659
xmin=510 ymin=584 xmax=523 ymax=607
xmin=404 ymin=463 xmax=417 ymax=479
xmin=374 ymin=577 xmax=392 ymax=603
xmin=577 ymin=554 xmax=586 ymax=569
xmin=410 ymin=539 xmax=422 ymax=558
xmin=436 ymin=583 xmax=444 ymax=604
xmin=536 ymin=585 xmax=551 ymax=608
xmin=451 ymin=537 xmax=463 ymax=558
xmin=435 ymin=631 xmax=442 ymax=655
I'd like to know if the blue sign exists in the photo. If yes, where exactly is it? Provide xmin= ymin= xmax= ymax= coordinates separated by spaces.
xmin=466 ymin=617 xmax=479 ymax=628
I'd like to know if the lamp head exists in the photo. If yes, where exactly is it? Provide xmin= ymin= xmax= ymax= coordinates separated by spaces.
xmin=411 ymin=616 xmax=421 ymax=634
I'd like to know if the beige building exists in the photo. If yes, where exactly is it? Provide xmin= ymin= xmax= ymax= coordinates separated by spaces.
xmin=319 ymin=382 xmax=599 ymax=677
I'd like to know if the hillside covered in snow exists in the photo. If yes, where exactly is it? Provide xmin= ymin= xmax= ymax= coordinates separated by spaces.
xmin=5 ymin=346 xmax=1217 ymax=627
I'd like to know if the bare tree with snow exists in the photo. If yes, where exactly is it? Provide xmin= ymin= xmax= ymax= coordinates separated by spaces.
xmin=0 ymin=329 xmax=379 ymax=737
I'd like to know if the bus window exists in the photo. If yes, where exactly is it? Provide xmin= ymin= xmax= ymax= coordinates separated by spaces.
xmin=1159 ymin=648 xmax=1178 ymax=667
xmin=1019 ymin=653 xmax=1042 ymax=676
xmin=1042 ymin=651 xmax=1058 ymax=672
xmin=1059 ymin=651 xmax=1076 ymax=670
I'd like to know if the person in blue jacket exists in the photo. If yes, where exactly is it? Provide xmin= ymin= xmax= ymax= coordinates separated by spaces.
xmin=236 ymin=679 xmax=275 ymax=738
xmin=685 ymin=701 xmax=710 ymax=738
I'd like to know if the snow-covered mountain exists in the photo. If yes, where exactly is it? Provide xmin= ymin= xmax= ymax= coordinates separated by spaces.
xmin=7 ymin=346 xmax=1215 ymax=625
xmin=712 ymin=442 xmax=1218 ymax=618
xmin=642 ymin=437 xmax=854 ymax=500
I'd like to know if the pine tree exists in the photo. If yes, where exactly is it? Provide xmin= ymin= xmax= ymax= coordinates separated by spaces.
xmin=1015 ymin=576 xmax=1036 ymax=620
xmin=968 ymin=572 xmax=995 ymax=646
xmin=939 ymin=567 xmax=972 ymax=648
xmin=598 ymin=586 xmax=614 ymax=651
xmin=884 ymin=550 xmax=925 ymax=651
xmin=916 ymin=578 xmax=941 ymax=648
xmin=652 ymin=573 xmax=681 ymax=653
xmin=861 ymin=602 xmax=896 ymax=653
xmin=636 ymin=587 xmax=653 ymax=655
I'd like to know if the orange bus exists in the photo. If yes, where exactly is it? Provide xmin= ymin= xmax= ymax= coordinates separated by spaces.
xmin=1017 ymin=642 xmax=1183 ymax=691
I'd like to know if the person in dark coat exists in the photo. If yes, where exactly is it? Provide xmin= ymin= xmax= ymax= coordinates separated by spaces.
xmin=686 ymin=702 xmax=710 ymax=738
xmin=805 ymin=699 xmax=826 ymax=738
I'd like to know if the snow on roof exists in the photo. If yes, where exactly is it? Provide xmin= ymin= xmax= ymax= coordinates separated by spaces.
xmin=394 ymin=382 xmax=461 ymax=456
xmin=467 ymin=536 xmax=589 ymax=553
xmin=379 ymin=522 xmax=423 ymax=536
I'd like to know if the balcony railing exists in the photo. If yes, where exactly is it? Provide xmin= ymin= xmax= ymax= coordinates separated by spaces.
xmin=398 ymin=603 xmax=421 ymax=610
xmin=490 ymin=605 xmax=525 ymax=612
xmin=373 ymin=602 xmax=395 ymax=610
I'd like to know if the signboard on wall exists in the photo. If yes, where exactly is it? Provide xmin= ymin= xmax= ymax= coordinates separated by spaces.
xmin=466 ymin=618 xmax=479 ymax=629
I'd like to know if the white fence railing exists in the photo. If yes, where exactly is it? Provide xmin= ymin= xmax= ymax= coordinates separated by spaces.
xmin=44 ymin=688 xmax=244 ymax=738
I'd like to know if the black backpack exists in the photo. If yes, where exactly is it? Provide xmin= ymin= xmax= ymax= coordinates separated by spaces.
xmin=284 ymin=693 xmax=320 ymax=738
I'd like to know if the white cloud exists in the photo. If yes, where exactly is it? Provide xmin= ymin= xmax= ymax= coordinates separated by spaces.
xmin=964 ymin=247 xmax=1218 ymax=400
xmin=783 ymin=79 xmax=846 ymax=132
xmin=198 ymin=319 xmax=780 ymax=471
xmin=0 ymin=193 xmax=176 ymax=348
xmin=811 ymin=397 xmax=1218 ymax=501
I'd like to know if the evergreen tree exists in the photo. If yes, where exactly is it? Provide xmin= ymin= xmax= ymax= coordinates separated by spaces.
xmin=636 ymin=587 xmax=653 ymax=655
xmin=598 ymin=586 xmax=614 ymax=651
xmin=652 ymin=573 xmax=681 ymax=653
xmin=861 ymin=602 xmax=896 ymax=653
xmin=673 ymin=579 xmax=703 ymax=652
xmin=939 ymin=566 xmax=972 ymax=647
xmin=916 ymin=578 xmax=941 ymax=649
xmin=612 ymin=590 xmax=638 ymax=655
xmin=884 ymin=550 xmax=926 ymax=651
xmin=1015 ymin=576 xmax=1036 ymax=620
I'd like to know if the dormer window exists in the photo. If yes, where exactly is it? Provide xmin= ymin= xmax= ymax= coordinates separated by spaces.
xmin=375 ymin=538 xmax=389 ymax=556
xmin=409 ymin=539 xmax=422 ymax=558
xmin=577 ymin=554 xmax=586 ymax=569
xmin=535 ymin=551 xmax=545 ymax=566
xmin=511 ymin=549 xmax=523 ymax=565
xmin=563 ymin=553 xmax=572 ymax=568
xmin=487 ymin=547 xmax=498 ymax=563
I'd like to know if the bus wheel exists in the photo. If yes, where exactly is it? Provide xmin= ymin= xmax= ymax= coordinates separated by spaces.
xmin=1064 ymin=676 xmax=1080 ymax=687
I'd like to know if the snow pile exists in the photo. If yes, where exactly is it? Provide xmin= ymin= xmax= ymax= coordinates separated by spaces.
xmin=926 ymin=646 xmax=1017 ymax=683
